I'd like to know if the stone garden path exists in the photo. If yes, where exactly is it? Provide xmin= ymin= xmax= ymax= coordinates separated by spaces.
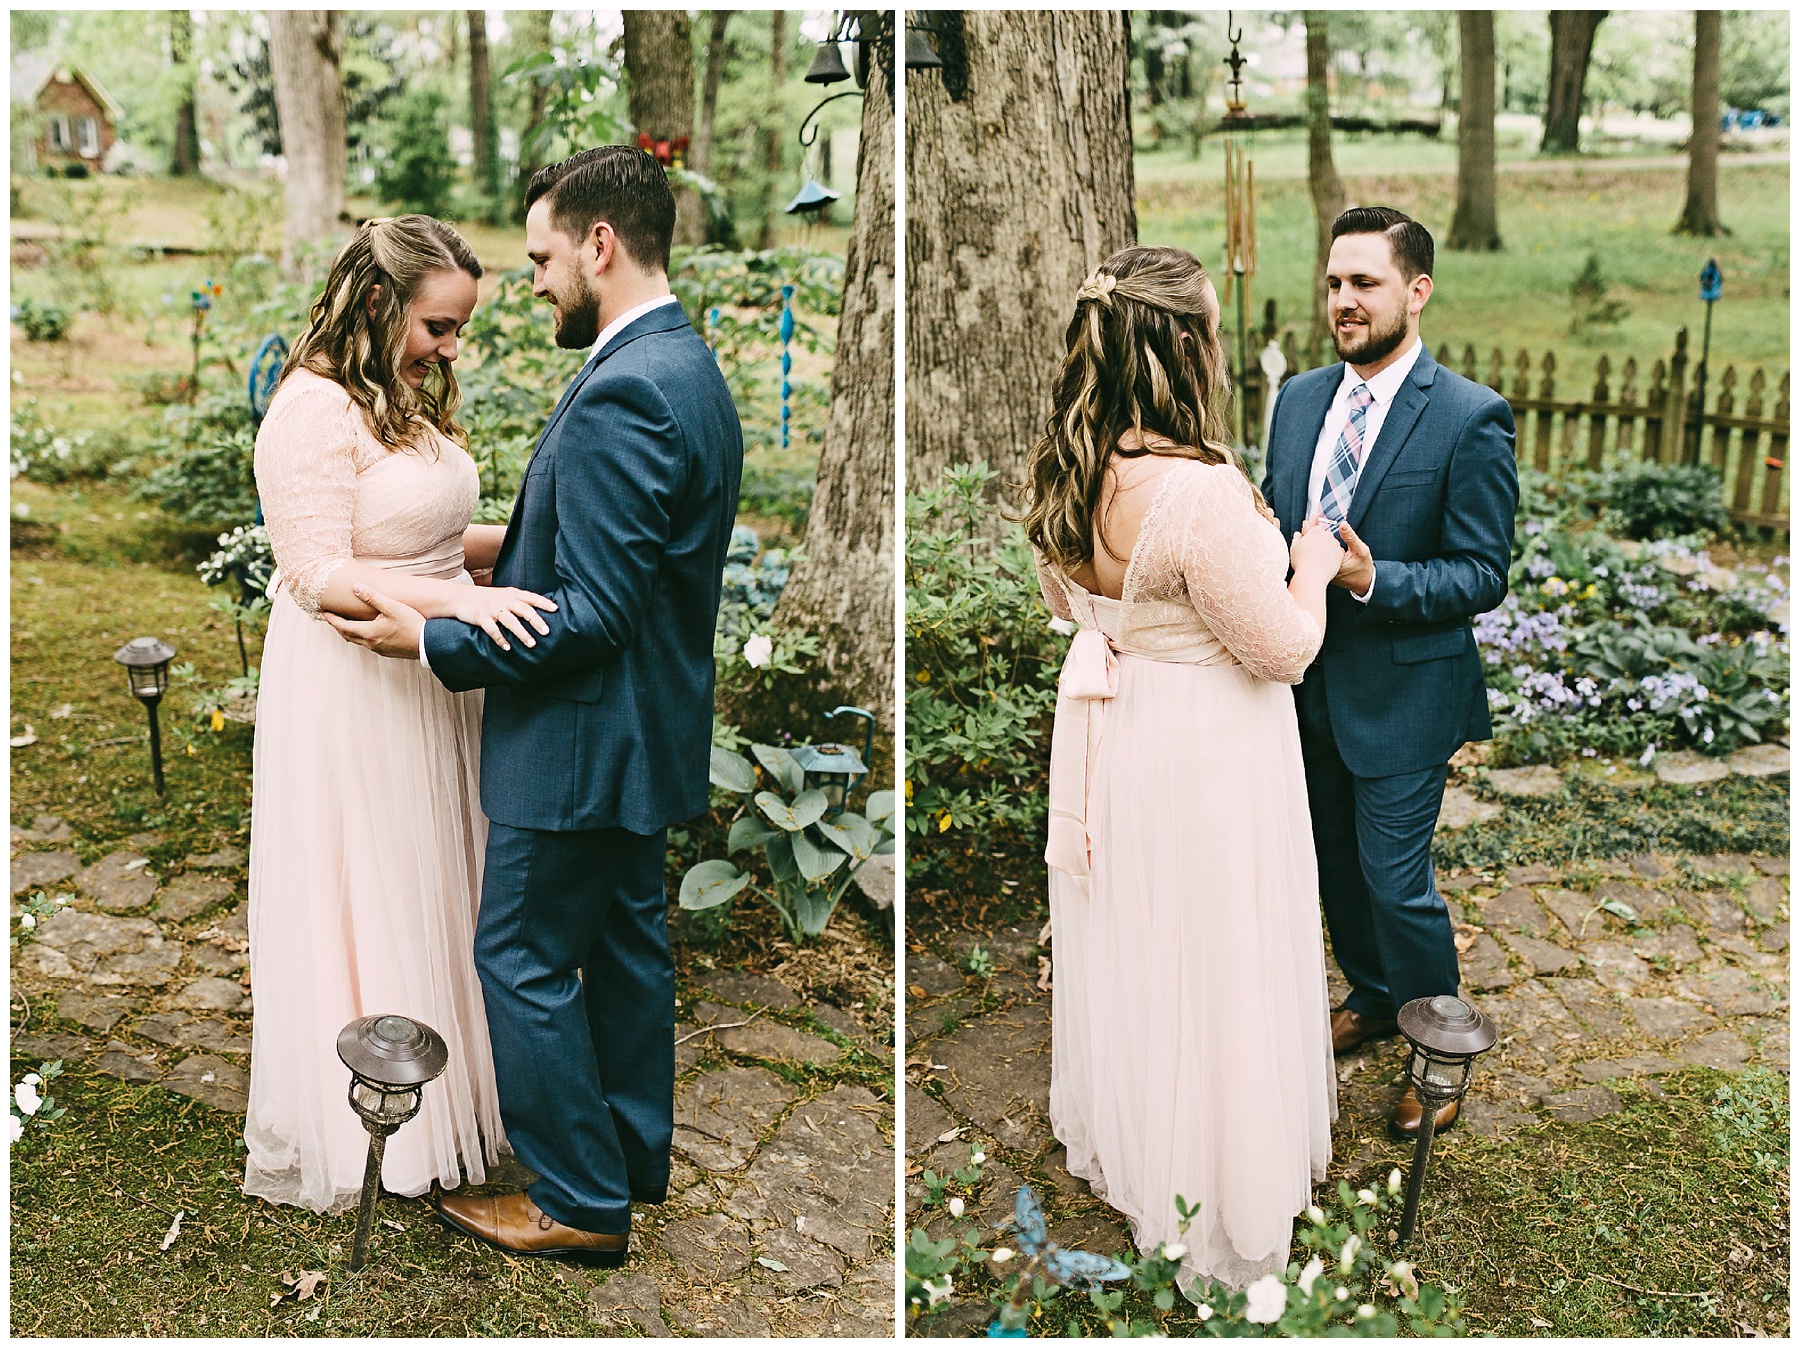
xmin=10 ymin=817 xmax=894 ymax=1338
xmin=904 ymin=767 xmax=1788 ymax=1337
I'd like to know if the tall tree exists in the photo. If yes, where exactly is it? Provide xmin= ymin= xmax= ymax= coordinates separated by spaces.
xmin=1303 ymin=13 xmax=1345 ymax=353
xmin=467 ymin=10 xmax=498 ymax=207
xmin=1540 ymin=11 xmax=1606 ymax=154
xmin=267 ymin=10 xmax=347 ymax=272
xmin=771 ymin=18 xmax=894 ymax=719
xmin=1448 ymin=11 xmax=1502 ymax=252
xmin=1676 ymin=9 xmax=1727 ymax=236
xmin=907 ymin=11 xmax=1137 ymax=491
xmin=514 ymin=10 xmax=553 ymax=214
xmin=621 ymin=10 xmax=704 ymax=247
xmin=170 ymin=9 xmax=202 ymax=176
xmin=694 ymin=11 xmax=729 ymax=178
xmin=758 ymin=10 xmax=787 ymax=249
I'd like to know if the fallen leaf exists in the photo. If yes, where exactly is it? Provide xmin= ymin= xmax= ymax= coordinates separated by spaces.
xmin=1036 ymin=956 xmax=1053 ymax=992
xmin=903 ymin=1160 xmax=923 ymax=1177
xmin=10 ymin=728 xmax=36 ymax=748
xmin=907 ymin=984 xmax=928 ymax=999
xmin=382 ymin=1218 xmax=406 ymax=1232
xmin=1037 ymin=918 xmax=1053 ymax=946
xmin=936 ymin=1126 xmax=965 ymax=1144
xmin=1453 ymin=931 xmax=1477 ymax=954
xmin=123 ymin=858 xmax=150 ymax=871
xmin=160 ymin=1210 xmax=184 ymax=1251
xmin=756 ymin=1255 xmax=790 ymax=1272
xmin=1529 ymin=1317 xmax=1553 ymax=1330
xmin=294 ymin=1270 xmax=326 ymax=1301
xmin=48 ymin=704 xmax=73 ymax=720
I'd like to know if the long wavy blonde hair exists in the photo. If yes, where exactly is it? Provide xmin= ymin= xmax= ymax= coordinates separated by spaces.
xmin=281 ymin=215 xmax=482 ymax=454
xmin=1022 ymin=245 xmax=1271 ymax=571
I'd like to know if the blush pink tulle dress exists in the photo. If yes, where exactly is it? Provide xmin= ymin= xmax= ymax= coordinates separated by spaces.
xmin=1037 ymin=458 xmax=1338 ymax=1290
xmin=243 ymin=369 xmax=504 ymax=1213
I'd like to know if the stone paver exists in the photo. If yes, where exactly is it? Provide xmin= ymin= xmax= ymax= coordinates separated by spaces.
xmin=163 ymin=1053 xmax=249 ymax=1111
xmin=1654 ymin=750 xmax=1732 ymax=785
xmin=75 ymin=851 xmax=158 ymax=913
xmin=930 ymin=1000 xmax=1051 ymax=1155
xmin=1439 ymin=784 xmax=1502 ymax=830
xmin=12 ymin=814 xmax=73 ymax=846
xmin=185 ymin=845 xmax=246 ymax=870
xmin=1727 ymin=742 xmax=1790 ymax=777
xmin=155 ymin=874 xmax=235 ymax=923
xmin=55 ymin=989 xmax=143 ymax=1033
xmin=1501 ymin=932 xmax=1580 ymax=976
xmin=29 ymin=909 xmax=184 ymax=987
xmin=1458 ymin=933 xmax=1514 ymax=991
xmin=1677 ymin=1029 xmax=1754 ymax=1069
xmin=657 ymin=1212 xmax=753 ymax=1281
xmin=173 ymin=976 xmax=250 ymax=1013
xmin=694 ymin=969 xmax=802 ymax=1009
xmin=1628 ymin=996 xmax=1716 ymax=1041
xmin=94 ymin=1039 xmax=162 ymax=1084
xmin=671 ymin=1066 xmax=794 ymax=1172
xmin=11 ymin=849 xmax=80 ymax=896
xmin=740 ymin=1085 xmax=891 ymax=1260
xmin=1481 ymin=887 xmax=1552 ymax=936
xmin=1682 ymin=966 xmax=1784 ymax=1016
xmin=1489 ymin=765 xmax=1565 ymax=797
xmin=1541 ymin=1085 xmax=1624 ymax=1122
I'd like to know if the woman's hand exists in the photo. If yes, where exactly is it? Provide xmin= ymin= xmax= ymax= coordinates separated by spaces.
xmin=1290 ymin=516 xmax=1345 ymax=582
xmin=449 ymin=585 xmax=558 ymax=652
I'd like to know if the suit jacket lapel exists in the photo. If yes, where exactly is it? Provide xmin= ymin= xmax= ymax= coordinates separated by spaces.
xmin=1284 ymin=367 xmax=1339 ymax=530
xmin=1347 ymin=349 xmax=1436 ymax=532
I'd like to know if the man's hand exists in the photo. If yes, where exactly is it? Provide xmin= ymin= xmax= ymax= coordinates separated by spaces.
xmin=1332 ymin=521 xmax=1376 ymax=596
xmin=323 ymin=586 xmax=427 ymax=660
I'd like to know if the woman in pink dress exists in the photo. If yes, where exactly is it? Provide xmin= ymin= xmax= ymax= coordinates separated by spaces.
xmin=1023 ymin=246 xmax=1343 ymax=1289
xmin=244 ymin=216 xmax=556 ymax=1213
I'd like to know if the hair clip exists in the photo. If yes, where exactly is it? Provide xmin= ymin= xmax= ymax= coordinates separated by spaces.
xmin=1075 ymin=271 xmax=1117 ymax=305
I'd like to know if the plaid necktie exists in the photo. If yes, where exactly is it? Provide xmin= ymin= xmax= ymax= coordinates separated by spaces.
xmin=1319 ymin=383 xmax=1376 ymax=525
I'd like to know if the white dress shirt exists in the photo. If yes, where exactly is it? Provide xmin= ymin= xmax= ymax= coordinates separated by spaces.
xmin=420 ymin=292 xmax=685 ymax=670
xmin=1304 ymin=335 xmax=1424 ymax=604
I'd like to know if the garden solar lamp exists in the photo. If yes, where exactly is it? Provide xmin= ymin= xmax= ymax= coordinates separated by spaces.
xmin=791 ymin=706 xmax=875 ymax=817
xmin=337 ymin=1014 xmax=448 ymax=1271
xmin=112 ymin=637 xmax=176 ymax=795
xmin=1395 ymin=995 xmax=1497 ymax=1248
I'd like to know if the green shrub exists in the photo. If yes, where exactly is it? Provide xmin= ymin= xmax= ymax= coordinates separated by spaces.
xmin=905 ymin=463 xmax=1063 ymax=882
xmin=372 ymin=87 xmax=457 ymax=217
xmin=8 ymin=398 xmax=134 ymax=483
xmin=11 ymin=298 xmax=69 ymax=342
xmin=136 ymin=394 xmax=259 ymax=529
xmin=1604 ymin=463 xmax=1732 ymax=541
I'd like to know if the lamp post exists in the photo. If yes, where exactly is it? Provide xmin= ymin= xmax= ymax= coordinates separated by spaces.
xmin=337 ymin=1014 xmax=449 ymax=1271
xmin=1395 ymin=995 xmax=1497 ymax=1248
xmin=1694 ymin=259 xmax=1723 ymax=460
xmin=112 ymin=637 xmax=176 ymax=795
xmin=790 ymin=706 xmax=875 ymax=817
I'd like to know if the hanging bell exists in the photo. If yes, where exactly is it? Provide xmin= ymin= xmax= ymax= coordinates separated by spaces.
xmin=784 ymin=177 xmax=841 ymax=218
xmin=805 ymin=39 xmax=851 ymax=85
xmin=904 ymin=25 xmax=942 ymax=71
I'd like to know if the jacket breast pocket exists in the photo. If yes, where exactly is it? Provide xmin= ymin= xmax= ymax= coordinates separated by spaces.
xmin=1390 ymin=628 xmax=1469 ymax=664
xmin=1383 ymin=469 xmax=1439 ymax=489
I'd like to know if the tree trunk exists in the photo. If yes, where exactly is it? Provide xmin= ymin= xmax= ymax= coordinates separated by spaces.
xmin=467 ymin=10 xmax=498 ymax=204
xmin=694 ymin=11 xmax=729 ymax=179
xmin=514 ymin=10 xmax=554 ymax=217
xmin=1540 ymin=11 xmax=1606 ymax=154
xmin=1304 ymin=13 xmax=1345 ymax=353
xmin=621 ymin=10 xmax=705 ymax=248
xmin=267 ymin=10 xmax=347 ymax=274
xmin=171 ymin=9 xmax=202 ymax=176
xmin=1448 ymin=11 xmax=1502 ymax=252
xmin=770 ymin=21 xmax=894 ymax=721
xmin=907 ymin=10 xmax=1137 ymax=494
xmin=758 ymin=10 xmax=787 ymax=249
xmin=1676 ymin=10 xmax=1727 ymax=236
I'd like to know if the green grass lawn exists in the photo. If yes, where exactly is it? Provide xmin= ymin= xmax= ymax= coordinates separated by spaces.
xmin=1137 ymin=136 xmax=1789 ymax=378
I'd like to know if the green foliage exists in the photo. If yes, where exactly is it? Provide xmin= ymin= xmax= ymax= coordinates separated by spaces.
xmin=135 ymin=393 xmax=259 ymax=529
xmin=1708 ymin=1068 xmax=1788 ymax=1175
xmin=31 ymin=177 xmax=138 ymax=315
xmin=678 ymin=744 xmax=894 ymax=942
xmin=12 ymin=297 xmax=69 ymax=341
xmin=373 ymin=86 xmax=458 ymax=217
xmin=11 ymin=890 xmax=71 ymax=947
xmin=1568 ymin=252 xmax=1630 ymax=336
xmin=905 ymin=463 xmax=1064 ymax=882
xmin=1603 ymin=464 xmax=1733 ymax=541
xmin=9 ymin=398 xmax=134 ymax=483
xmin=10 ymin=1060 xmax=69 ymax=1137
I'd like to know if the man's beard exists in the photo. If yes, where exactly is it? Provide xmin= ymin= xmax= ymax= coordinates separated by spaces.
xmin=1332 ymin=304 xmax=1409 ymax=366
xmin=552 ymin=279 xmax=602 ymax=350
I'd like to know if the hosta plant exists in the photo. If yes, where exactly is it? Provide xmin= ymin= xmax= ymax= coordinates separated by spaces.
xmin=680 ymin=743 xmax=894 ymax=941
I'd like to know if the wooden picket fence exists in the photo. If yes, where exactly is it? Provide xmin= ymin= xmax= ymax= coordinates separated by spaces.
xmin=1237 ymin=308 xmax=1790 ymax=532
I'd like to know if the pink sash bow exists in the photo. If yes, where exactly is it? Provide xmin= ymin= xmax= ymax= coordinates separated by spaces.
xmin=1044 ymin=627 xmax=1119 ymax=895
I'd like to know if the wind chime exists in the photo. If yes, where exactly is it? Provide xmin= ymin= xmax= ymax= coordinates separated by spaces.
xmin=1220 ymin=13 xmax=1257 ymax=448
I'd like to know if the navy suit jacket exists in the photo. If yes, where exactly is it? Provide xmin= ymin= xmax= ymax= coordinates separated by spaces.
xmin=1261 ymin=345 xmax=1518 ymax=778
xmin=424 ymin=303 xmax=743 ymax=832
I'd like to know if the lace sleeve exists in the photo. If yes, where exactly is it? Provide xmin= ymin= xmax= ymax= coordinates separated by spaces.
xmin=253 ymin=378 xmax=362 ymax=616
xmin=1034 ymin=550 xmax=1075 ymax=621
xmin=1170 ymin=464 xmax=1322 ymax=684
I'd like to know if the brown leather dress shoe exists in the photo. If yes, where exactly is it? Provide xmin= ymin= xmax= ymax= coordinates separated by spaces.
xmin=1330 ymin=1005 xmax=1399 ymax=1054
xmin=1389 ymin=1086 xmax=1459 ymax=1138
xmin=435 ymin=1191 xmax=628 ymax=1267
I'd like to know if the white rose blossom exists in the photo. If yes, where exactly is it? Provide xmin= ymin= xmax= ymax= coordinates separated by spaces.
xmin=19 ymin=914 xmax=35 ymax=930
xmin=1305 ymin=1204 xmax=1326 ymax=1225
xmin=742 ymin=633 xmax=775 ymax=669
xmin=1388 ymin=1168 xmax=1403 ymax=1196
xmin=1243 ymin=1274 xmax=1287 ymax=1324
xmin=922 ymin=1275 xmax=953 ymax=1307
xmin=1339 ymin=1232 xmax=1361 ymax=1272
xmin=989 ymin=1247 xmax=1013 ymax=1264
xmin=8 ymin=1114 xmax=22 ymax=1142
xmin=1194 ymin=1303 xmax=1214 ymax=1322
xmin=1335 ymin=1286 xmax=1350 ymax=1302
xmin=946 ymin=1196 xmax=964 ymax=1218
xmin=1160 ymin=1242 xmax=1187 ymax=1261
xmin=1296 ymin=1256 xmax=1324 ymax=1295
xmin=14 ymin=1080 xmax=43 ymax=1116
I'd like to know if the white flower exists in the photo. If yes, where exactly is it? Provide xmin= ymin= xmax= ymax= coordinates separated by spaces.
xmin=1243 ymin=1273 xmax=1287 ymax=1324
xmin=989 ymin=1247 xmax=1013 ymax=1264
xmin=1356 ymin=1187 xmax=1377 ymax=1206
xmin=18 ymin=914 xmax=35 ymax=931
xmin=1048 ymin=617 xmax=1077 ymax=636
xmin=1356 ymin=1303 xmax=1377 ymax=1319
xmin=1160 ymin=1242 xmax=1187 ymax=1261
xmin=8 ymin=1114 xmax=21 ymax=1142
xmin=742 ymin=634 xmax=774 ymax=669
xmin=1194 ymin=1303 xmax=1214 ymax=1322
xmin=14 ymin=1080 xmax=42 ymax=1116
xmin=970 ymin=1150 xmax=985 ymax=1164
xmin=1305 ymin=1204 xmax=1326 ymax=1225
xmin=1297 ymin=1256 xmax=1324 ymax=1295
xmin=946 ymin=1196 xmax=964 ymax=1218
xmin=1339 ymin=1232 xmax=1361 ymax=1272
xmin=1639 ymin=742 xmax=1657 ymax=767
xmin=921 ymin=1275 xmax=953 ymax=1307
xmin=1335 ymin=1286 xmax=1350 ymax=1302
xmin=1387 ymin=1168 xmax=1402 ymax=1197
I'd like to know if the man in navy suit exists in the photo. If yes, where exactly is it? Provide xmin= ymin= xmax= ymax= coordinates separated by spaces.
xmin=333 ymin=147 xmax=743 ymax=1261
xmin=1261 ymin=207 xmax=1517 ymax=1137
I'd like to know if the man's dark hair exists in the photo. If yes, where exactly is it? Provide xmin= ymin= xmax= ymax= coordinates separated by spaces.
xmin=1330 ymin=206 xmax=1434 ymax=282
xmin=525 ymin=146 xmax=677 ymax=274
